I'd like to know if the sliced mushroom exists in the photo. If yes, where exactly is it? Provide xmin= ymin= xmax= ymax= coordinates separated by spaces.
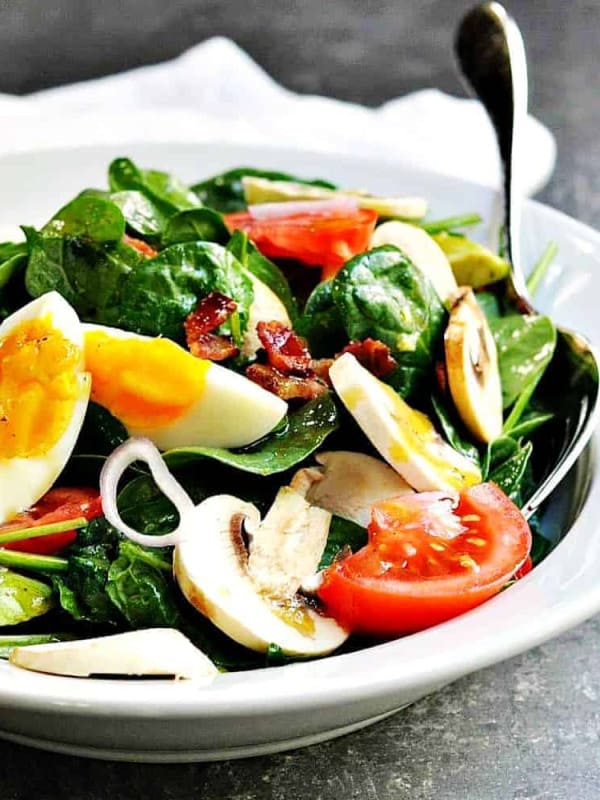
xmin=173 ymin=493 xmax=348 ymax=656
xmin=371 ymin=220 xmax=458 ymax=305
xmin=242 ymin=176 xmax=427 ymax=219
xmin=291 ymin=451 xmax=413 ymax=527
xmin=9 ymin=629 xmax=218 ymax=680
xmin=444 ymin=287 xmax=503 ymax=443
xmin=247 ymin=486 xmax=331 ymax=596
xmin=241 ymin=273 xmax=291 ymax=359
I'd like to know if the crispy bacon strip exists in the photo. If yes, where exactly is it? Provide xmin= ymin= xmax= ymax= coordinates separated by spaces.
xmin=184 ymin=291 xmax=239 ymax=362
xmin=246 ymin=364 xmax=328 ymax=402
xmin=247 ymin=321 xmax=331 ymax=400
xmin=123 ymin=234 xmax=158 ymax=259
xmin=341 ymin=338 xmax=397 ymax=378
xmin=256 ymin=321 xmax=312 ymax=375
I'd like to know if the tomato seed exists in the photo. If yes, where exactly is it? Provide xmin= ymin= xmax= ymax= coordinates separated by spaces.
xmin=466 ymin=536 xmax=486 ymax=547
xmin=430 ymin=541 xmax=446 ymax=552
xmin=462 ymin=514 xmax=481 ymax=522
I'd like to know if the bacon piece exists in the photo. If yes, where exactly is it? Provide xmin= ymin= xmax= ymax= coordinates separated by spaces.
xmin=340 ymin=338 xmax=397 ymax=378
xmin=310 ymin=358 xmax=334 ymax=385
xmin=256 ymin=321 xmax=312 ymax=375
xmin=184 ymin=292 xmax=239 ymax=362
xmin=123 ymin=235 xmax=158 ymax=258
xmin=188 ymin=334 xmax=239 ymax=361
xmin=246 ymin=364 xmax=328 ymax=402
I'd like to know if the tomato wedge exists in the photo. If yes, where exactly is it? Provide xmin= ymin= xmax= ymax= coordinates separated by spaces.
xmin=224 ymin=206 xmax=378 ymax=280
xmin=0 ymin=488 xmax=103 ymax=554
xmin=317 ymin=483 xmax=531 ymax=636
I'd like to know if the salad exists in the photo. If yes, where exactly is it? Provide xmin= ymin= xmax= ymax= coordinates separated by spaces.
xmin=0 ymin=158 xmax=560 ymax=680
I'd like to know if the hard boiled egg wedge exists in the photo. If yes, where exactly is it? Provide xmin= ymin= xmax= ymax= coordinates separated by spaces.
xmin=0 ymin=292 xmax=91 ymax=523
xmin=83 ymin=324 xmax=287 ymax=450
xmin=329 ymin=353 xmax=481 ymax=492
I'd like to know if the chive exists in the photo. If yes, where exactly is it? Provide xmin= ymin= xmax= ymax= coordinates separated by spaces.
xmin=0 ymin=549 xmax=68 ymax=573
xmin=527 ymin=241 xmax=558 ymax=298
xmin=419 ymin=213 xmax=482 ymax=234
xmin=0 ymin=517 xmax=87 ymax=546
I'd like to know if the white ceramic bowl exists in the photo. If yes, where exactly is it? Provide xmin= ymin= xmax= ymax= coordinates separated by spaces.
xmin=0 ymin=142 xmax=598 ymax=762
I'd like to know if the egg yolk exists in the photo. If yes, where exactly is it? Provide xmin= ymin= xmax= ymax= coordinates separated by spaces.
xmin=85 ymin=332 xmax=210 ymax=429
xmin=0 ymin=316 xmax=81 ymax=459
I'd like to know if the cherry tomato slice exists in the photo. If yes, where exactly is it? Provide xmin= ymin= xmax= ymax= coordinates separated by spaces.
xmin=0 ymin=488 xmax=103 ymax=554
xmin=224 ymin=208 xmax=378 ymax=280
xmin=318 ymin=483 xmax=531 ymax=636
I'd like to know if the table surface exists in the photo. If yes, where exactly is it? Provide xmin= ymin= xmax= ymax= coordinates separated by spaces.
xmin=1 ymin=1 xmax=600 ymax=797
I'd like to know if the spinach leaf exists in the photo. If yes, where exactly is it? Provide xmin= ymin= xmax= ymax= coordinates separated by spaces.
xmin=191 ymin=167 xmax=336 ymax=213
xmin=110 ymin=241 xmax=253 ymax=342
xmin=45 ymin=195 xmax=126 ymax=243
xmin=484 ymin=436 xmax=533 ymax=504
xmin=331 ymin=246 xmax=447 ymax=397
xmin=476 ymin=291 xmax=502 ymax=322
xmin=111 ymin=190 xmax=167 ymax=239
xmin=164 ymin=393 xmax=339 ymax=475
xmin=108 ymin=158 xmax=199 ymax=215
xmin=318 ymin=517 xmax=368 ymax=570
xmin=0 ymin=242 xmax=29 ymax=322
xmin=506 ymin=409 xmax=554 ymax=439
xmin=0 ymin=242 xmax=28 ymax=290
xmin=24 ymin=225 xmax=143 ymax=320
xmin=490 ymin=314 xmax=556 ymax=414
xmin=296 ymin=279 xmax=347 ymax=357
xmin=54 ymin=543 xmax=121 ymax=625
xmin=227 ymin=231 xmax=297 ymax=321
xmin=106 ymin=540 xmax=178 ymax=628
xmin=163 ymin=208 xmax=230 ymax=246
xmin=430 ymin=394 xmax=480 ymax=466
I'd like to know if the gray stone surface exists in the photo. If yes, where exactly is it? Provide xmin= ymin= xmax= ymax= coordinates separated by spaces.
xmin=1 ymin=0 xmax=599 ymax=796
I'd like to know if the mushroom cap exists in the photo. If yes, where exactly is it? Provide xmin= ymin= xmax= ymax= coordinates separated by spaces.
xmin=173 ymin=494 xmax=348 ymax=656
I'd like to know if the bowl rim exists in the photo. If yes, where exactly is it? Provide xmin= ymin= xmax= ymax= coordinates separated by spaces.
xmin=0 ymin=140 xmax=599 ymax=722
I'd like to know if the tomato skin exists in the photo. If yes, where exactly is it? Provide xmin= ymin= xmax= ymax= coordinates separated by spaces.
xmin=224 ymin=208 xmax=378 ymax=280
xmin=0 ymin=488 xmax=103 ymax=554
xmin=318 ymin=483 xmax=531 ymax=637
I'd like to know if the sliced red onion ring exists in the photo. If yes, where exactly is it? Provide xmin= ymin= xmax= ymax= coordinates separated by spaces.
xmin=100 ymin=438 xmax=195 ymax=548
xmin=248 ymin=197 xmax=360 ymax=219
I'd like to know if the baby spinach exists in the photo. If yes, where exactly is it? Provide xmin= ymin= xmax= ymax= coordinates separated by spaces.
xmin=318 ymin=517 xmax=368 ymax=570
xmin=430 ymin=394 xmax=480 ymax=466
xmin=106 ymin=540 xmax=178 ymax=629
xmin=191 ymin=167 xmax=336 ymax=213
xmin=164 ymin=392 xmax=339 ymax=475
xmin=110 ymin=241 xmax=253 ymax=342
xmin=483 ymin=436 xmax=533 ymax=504
xmin=53 ymin=543 xmax=120 ymax=625
xmin=111 ymin=190 xmax=167 ymax=239
xmin=227 ymin=231 xmax=297 ymax=321
xmin=163 ymin=208 xmax=230 ymax=246
xmin=297 ymin=280 xmax=347 ymax=357
xmin=25 ymin=217 xmax=144 ymax=321
xmin=0 ymin=242 xmax=28 ymax=290
xmin=108 ymin=158 xmax=199 ymax=215
xmin=490 ymin=314 xmax=556 ymax=427
xmin=332 ymin=246 xmax=447 ymax=397
xmin=45 ymin=194 xmax=126 ymax=243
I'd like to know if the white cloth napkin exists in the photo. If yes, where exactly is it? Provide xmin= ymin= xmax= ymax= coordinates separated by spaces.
xmin=0 ymin=36 xmax=555 ymax=195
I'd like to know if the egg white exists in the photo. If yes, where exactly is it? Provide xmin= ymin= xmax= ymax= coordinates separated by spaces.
xmin=83 ymin=324 xmax=287 ymax=450
xmin=0 ymin=292 xmax=90 ymax=523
